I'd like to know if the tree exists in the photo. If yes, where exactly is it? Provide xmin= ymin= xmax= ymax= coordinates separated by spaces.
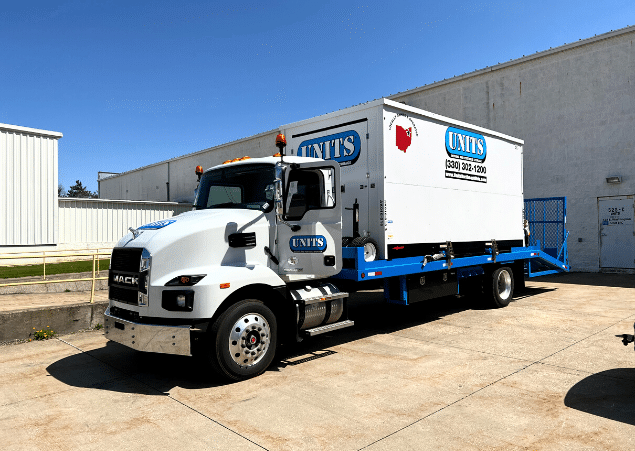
xmin=58 ymin=184 xmax=66 ymax=197
xmin=66 ymin=180 xmax=98 ymax=198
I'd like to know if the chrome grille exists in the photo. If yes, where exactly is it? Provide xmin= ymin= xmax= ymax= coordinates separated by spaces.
xmin=109 ymin=247 xmax=142 ymax=305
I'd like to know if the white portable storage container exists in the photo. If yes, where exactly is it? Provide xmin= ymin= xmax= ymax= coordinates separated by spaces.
xmin=281 ymin=98 xmax=524 ymax=260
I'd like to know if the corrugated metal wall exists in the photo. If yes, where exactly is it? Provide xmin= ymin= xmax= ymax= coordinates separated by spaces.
xmin=98 ymin=129 xmax=279 ymax=204
xmin=58 ymin=198 xmax=192 ymax=244
xmin=0 ymin=124 xmax=61 ymax=246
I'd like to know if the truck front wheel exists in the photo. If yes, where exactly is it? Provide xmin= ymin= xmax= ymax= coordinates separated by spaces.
xmin=209 ymin=299 xmax=277 ymax=381
xmin=488 ymin=266 xmax=514 ymax=308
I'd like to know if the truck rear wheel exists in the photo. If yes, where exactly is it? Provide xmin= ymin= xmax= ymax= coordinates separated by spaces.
xmin=209 ymin=299 xmax=277 ymax=381
xmin=488 ymin=266 xmax=514 ymax=308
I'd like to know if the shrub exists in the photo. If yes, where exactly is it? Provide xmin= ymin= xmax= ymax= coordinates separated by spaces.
xmin=32 ymin=326 xmax=56 ymax=340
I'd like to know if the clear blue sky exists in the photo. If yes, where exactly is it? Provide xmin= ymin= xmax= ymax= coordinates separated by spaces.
xmin=2 ymin=0 xmax=634 ymax=194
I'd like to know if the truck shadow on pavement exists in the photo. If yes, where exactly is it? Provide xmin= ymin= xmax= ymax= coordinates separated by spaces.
xmin=46 ymin=286 xmax=553 ymax=394
xmin=529 ymin=272 xmax=635 ymax=289
xmin=564 ymin=368 xmax=635 ymax=426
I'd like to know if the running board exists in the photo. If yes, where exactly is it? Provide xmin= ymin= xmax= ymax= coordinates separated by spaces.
xmin=304 ymin=320 xmax=354 ymax=337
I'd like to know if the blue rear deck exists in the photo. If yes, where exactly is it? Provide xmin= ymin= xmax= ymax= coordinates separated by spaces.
xmin=334 ymin=245 xmax=569 ymax=282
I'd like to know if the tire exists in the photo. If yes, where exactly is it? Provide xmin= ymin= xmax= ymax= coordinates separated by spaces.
xmin=350 ymin=236 xmax=378 ymax=262
xmin=487 ymin=266 xmax=514 ymax=308
xmin=208 ymin=299 xmax=277 ymax=381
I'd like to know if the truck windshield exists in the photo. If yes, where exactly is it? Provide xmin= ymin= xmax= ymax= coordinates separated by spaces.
xmin=194 ymin=163 xmax=275 ymax=212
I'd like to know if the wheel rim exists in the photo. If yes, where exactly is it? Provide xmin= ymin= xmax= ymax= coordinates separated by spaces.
xmin=228 ymin=314 xmax=271 ymax=368
xmin=363 ymin=242 xmax=377 ymax=262
xmin=496 ymin=270 xmax=512 ymax=300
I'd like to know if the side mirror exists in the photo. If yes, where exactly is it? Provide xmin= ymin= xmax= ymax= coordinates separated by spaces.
xmin=274 ymin=163 xmax=284 ymax=218
xmin=274 ymin=178 xmax=284 ymax=218
xmin=274 ymin=163 xmax=300 ymax=232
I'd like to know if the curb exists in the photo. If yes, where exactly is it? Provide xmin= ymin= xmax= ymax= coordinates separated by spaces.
xmin=0 ymin=301 xmax=109 ymax=342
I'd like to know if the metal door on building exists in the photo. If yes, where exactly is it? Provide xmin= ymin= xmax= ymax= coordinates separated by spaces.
xmin=598 ymin=195 xmax=635 ymax=269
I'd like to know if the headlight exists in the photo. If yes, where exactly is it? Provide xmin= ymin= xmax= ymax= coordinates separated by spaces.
xmin=165 ymin=275 xmax=206 ymax=286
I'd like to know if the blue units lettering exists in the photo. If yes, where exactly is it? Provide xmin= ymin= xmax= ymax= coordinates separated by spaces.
xmin=445 ymin=127 xmax=486 ymax=162
xmin=138 ymin=219 xmax=176 ymax=230
xmin=298 ymin=130 xmax=361 ymax=166
xmin=289 ymin=235 xmax=327 ymax=253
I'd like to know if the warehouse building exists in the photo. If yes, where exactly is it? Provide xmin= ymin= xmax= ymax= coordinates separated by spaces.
xmin=0 ymin=123 xmax=190 ymax=259
xmin=98 ymin=26 xmax=635 ymax=273
xmin=1 ymin=123 xmax=62 ymax=250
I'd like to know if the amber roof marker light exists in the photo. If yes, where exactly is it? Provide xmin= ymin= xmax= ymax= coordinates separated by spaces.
xmin=275 ymin=133 xmax=286 ymax=163
xmin=195 ymin=165 xmax=203 ymax=181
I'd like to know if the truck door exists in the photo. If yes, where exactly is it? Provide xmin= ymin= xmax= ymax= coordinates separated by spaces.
xmin=276 ymin=160 xmax=342 ymax=278
xmin=285 ymin=118 xmax=370 ymax=239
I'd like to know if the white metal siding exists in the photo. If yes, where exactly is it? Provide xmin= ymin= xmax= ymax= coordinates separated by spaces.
xmin=98 ymin=129 xmax=279 ymax=204
xmin=58 ymin=198 xmax=192 ymax=244
xmin=0 ymin=125 xmax=60 ymax=246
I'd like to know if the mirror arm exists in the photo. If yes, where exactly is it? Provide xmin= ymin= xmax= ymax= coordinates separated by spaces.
xmin=275 ymin=201 xmax=301 ymax=232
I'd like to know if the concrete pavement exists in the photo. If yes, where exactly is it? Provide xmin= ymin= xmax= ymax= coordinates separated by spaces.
xmin=1 ymin=273 xmax=634 ymax=450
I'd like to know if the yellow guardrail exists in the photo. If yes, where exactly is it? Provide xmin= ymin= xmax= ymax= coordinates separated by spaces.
xmin=0 ymin=249 xmax=112 ymax=303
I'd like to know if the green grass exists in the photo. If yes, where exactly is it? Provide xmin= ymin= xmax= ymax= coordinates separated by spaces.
xmin=0 ymin=259 xmax=110 ymax=279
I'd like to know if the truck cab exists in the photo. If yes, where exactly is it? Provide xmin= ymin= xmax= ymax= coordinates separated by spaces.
xmin=105 ymin=152 xmax=351 ymax=380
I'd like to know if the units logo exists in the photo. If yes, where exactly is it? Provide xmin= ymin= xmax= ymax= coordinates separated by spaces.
xmin=289 ymin=235 xmax=327 ymax=253
xmin=444 ymin=127 xmax=488 ymax=183
xmin=297 ymin=130 xmax=361 ymax=166
xmin=138 ymin=219 xmax=176 ymax=230
xmin=445 ymin=127 xmax=487 ymax=162
xmin=388 ymin=114 xmax=418 ymax=153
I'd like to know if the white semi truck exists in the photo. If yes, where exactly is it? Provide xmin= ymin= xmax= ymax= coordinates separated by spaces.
xmin=104 ymin=99 xmax=568 ymax=380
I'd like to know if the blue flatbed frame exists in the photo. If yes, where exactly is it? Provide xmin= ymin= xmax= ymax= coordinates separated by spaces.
xmin=334 ymin=245 xmax=569 ymax=283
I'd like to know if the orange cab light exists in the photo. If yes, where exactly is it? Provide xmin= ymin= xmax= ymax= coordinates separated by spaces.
xmin=195 ymin=165 xmax=203 ymax=175
xmin=220 ymin=283 xmax=230 ymax=289
xmin=275 ymin=133 xmax=287 ymax=149
xmin=273 ymin=152 xmax=281 ymax=157
xmin=223 ymin=156 xmax=251 ymax=165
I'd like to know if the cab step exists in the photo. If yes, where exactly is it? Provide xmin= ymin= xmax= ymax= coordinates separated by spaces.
xmin=304 ymin=320 xmax=354 ymax=337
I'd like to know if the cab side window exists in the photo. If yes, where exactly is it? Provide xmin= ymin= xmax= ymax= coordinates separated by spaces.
xmin=285 ymin=168 xmax=335 ymax=220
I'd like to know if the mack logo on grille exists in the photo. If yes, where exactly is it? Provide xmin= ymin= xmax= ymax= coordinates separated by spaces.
xmin=113 ymin=275 xmax=139 ymax=286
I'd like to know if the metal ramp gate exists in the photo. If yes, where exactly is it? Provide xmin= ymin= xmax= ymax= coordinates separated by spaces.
xmin=524 ymin=197 xmax=569 ymax=277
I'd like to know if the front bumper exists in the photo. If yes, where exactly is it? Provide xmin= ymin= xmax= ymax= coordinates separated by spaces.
xmin=104 ymin=307 xmax=192 ymax=356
